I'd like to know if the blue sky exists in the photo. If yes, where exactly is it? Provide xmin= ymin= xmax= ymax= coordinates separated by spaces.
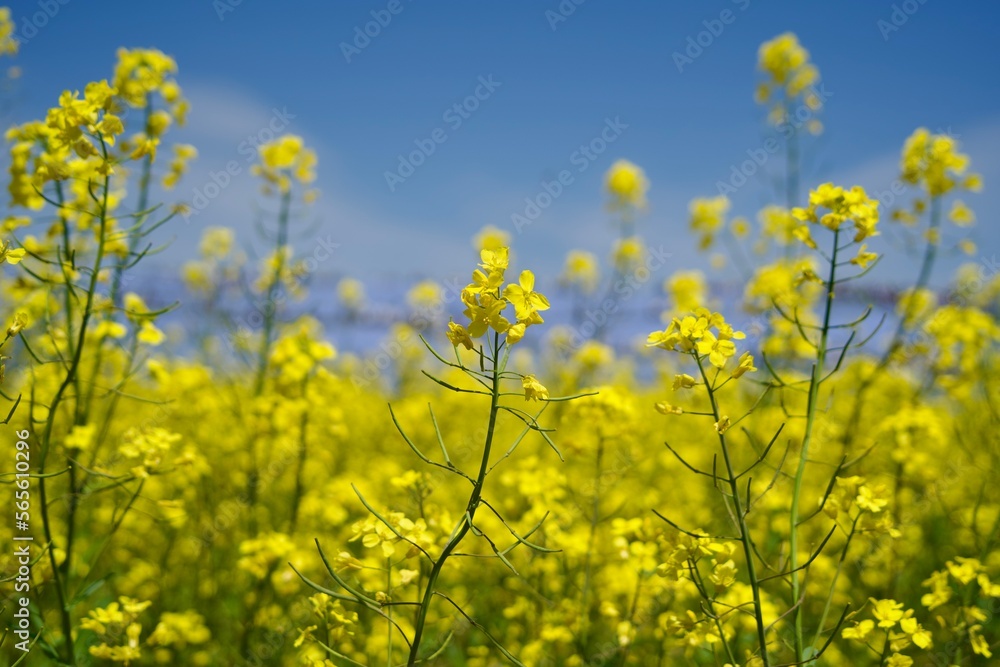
xmin=6 ymin=0 xmax=1000 ymax=291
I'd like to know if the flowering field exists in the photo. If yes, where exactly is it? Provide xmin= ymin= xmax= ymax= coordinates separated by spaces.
xmin=1 ymin=7 xmax=999 ymax=667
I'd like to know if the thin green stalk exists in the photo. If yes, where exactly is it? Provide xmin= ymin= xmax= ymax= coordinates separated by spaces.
xmin=36 ymin=162 xmax=113 ymax=666
xmin=109 ymin=97 xmax=153 ymax=309
xmin=289 ymin=376 xmax=311 ymax=532
xmin=244 ymin=188 xmax=293 ymax=534
xmin=811 ymin=514 xmax=858 ymax=650
xmin=784 ymin=98 xmax=800 ymax=261
xmin=406 ymin=332 xmax=502 ymax=666
xmin=387 ymin=556 xmax=394 ymax=667
xmin=790 ymin=227 xmax=840 ymax=663
xmin=696 ymin=355 xmax=770 ymax=666
xmin=253 ymin=189 xmax=293 ymax=396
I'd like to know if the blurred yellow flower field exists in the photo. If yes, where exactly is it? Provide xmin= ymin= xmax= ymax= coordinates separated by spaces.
xmin=0 ymin=10 xmax=998 ymax=667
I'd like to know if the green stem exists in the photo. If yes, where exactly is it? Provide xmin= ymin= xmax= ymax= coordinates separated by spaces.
xmin=811 ymin=515 xmax=858 ymax=650
xmin=406 ymin=332 xmax=502 ymax=666
xmin=109 ymin=97 xmax=153 ymax=309
xmin=790 ymin=227 xmax=840 ymax=663
xmin=36 ymin=163 xmax=113 ymax=666
xmin=696 ymin=355 xmax=770 ymax=666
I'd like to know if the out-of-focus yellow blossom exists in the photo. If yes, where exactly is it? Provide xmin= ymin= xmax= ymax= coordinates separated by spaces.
xmin=759 ymin=205 xmax=798 ymax=245
xmin=95 ymin=320 xmax=128 ymax=339
xmin=560 ymin=249 xmax=600 ymax=293
xmin=948 ymin=199 xmax=974 ymax=226
xmin=756 ymin=32 xmax=822 ymax=133
xmin=850 ymin=244 xmax=878 ymax=269
xmin=252 ymin=134 xmax=317 ymax=194
xmin=0 ymin=8 xmax=18 ymax=56
xmin=605 ymin=159 xmax=648 ymax=209
xmin=198 ymin=226 xmax=234 ymax=259
xmin=147 ymin=611 xmax=211 ymax=647
xmin=900 ymin=128 xmax=976 ymax=197
xmin=612 ymin=236 xmax=644 ymax=272
xmin=408 ymin=280 xmax=443 ymax=311
xmin=337 ymin=277 xmax=365 ymax=312
xmin=65 ymin=423 xmax=97 ymax=451
xmin=473 ymin=224 xmax=510 ymax=251
xmin=6 ymin=311 xmax=27 ymax=337
xmin=664 ymin=270 xmax=706 ymax=314
xmin=896 ymin=287 xmax=937 ymax=327
xmin=689 ymin=195 xmax=729 ymax=249
xmin=162 ymin=144 xmax=197 ymax=189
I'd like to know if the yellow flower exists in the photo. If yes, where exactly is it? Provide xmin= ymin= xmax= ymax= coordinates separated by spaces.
xmin=0 ymin=240 xmax=25 ymax=265
xmin=337 ymin=278 xmax=365 ymax=311
xmin=65 ymin=424 xmax=97 ymax=452
xmin=503 ymin=270 xmax=550 ymax=322
xmin=138 ymin=322 xmax=165 ymax=346
xmin=407 ymin=280 xmax=443 ymax=311
xmin=689 ymin=196 xmax=730 ymax=249
xmin=714 ymin=416 xmax=730 ymax=434
xmin=479 ymin=246 xmax=510 ymax=274
xmin=696 ymin=330 xmax=737 ymax=369
xmin=463 ymin=291 xmax=510 ymax=338
xmin=664 ymin=271 xmax=706 ymax=314
xmin=473 ymin=224 xmax=510 ymax=251
xmin=605 ymin=159 xmax=648 ymax=209
xmin=6 ymin=312 xmax=27 ymax=337
xmin=95 ymin=320 xmax=128 ymax=339
xmin=672 ymin=374 xmax=698 ymax=391
xmin=900 ymin=128 xmax=973 ymax=197
xmin=0 ymin=8 xmax=18 ymax=56
xmin=522 ymin=374 xmax=549 ymax=401
xmin=970 ymin=624 xmax=992 ymax=658
xmin=949 ymin=200 xmax=975 ymax=226
xmin=850 ymin=244 xmax=878 ymax=269
xmin=654 ymin=402 xmax=683 ymax=415
xmin=612 ymin=236 xmax=644 ymax=272
xmin=446 ymin=321 xmax=474 ymax=350
xmin=870 ymin=598 xmax=905 ymax=628
xmin=252 ymin=134 xmax=317 ymax=192
xmin=560 ymin=250 xmax=600 ymax=294
xmin=731 ymin=351 xmax=757 ymax=378
xmin=842 ymin=619 xmax=875 ymax=641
